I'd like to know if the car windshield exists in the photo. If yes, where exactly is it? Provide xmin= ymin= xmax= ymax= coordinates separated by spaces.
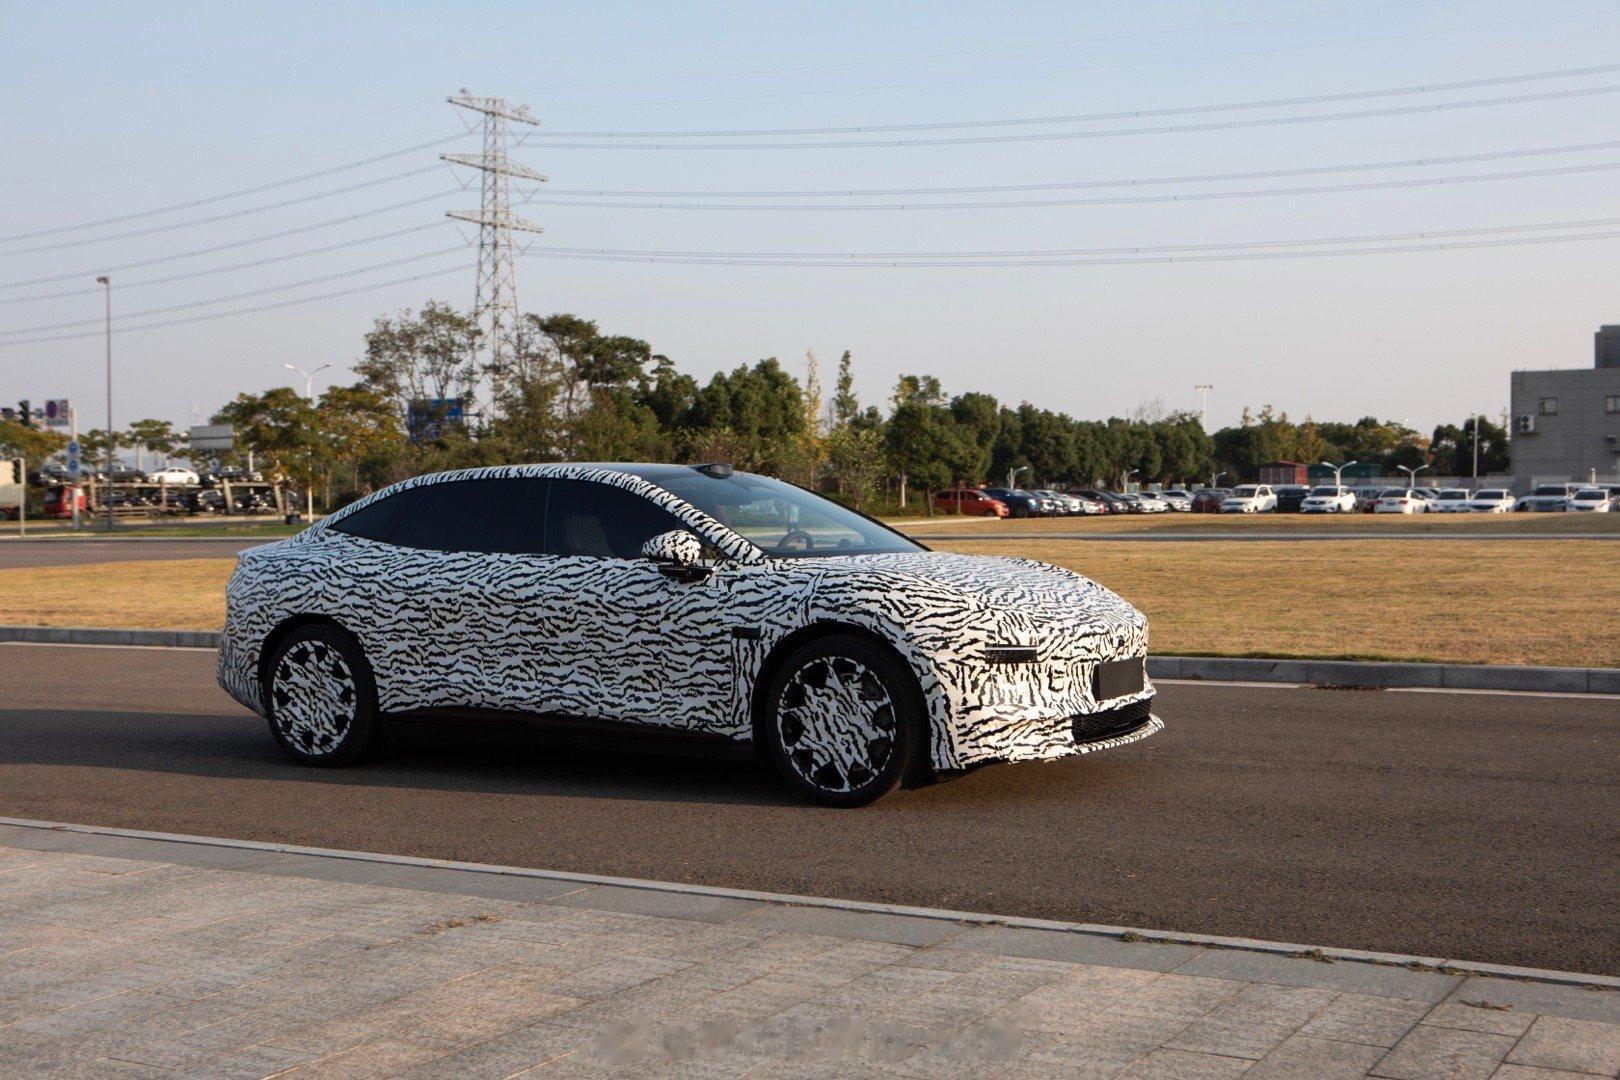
xmin=1439 ymin=491 xmax=1466 ymax=500
xmin=1575 ymin=490 xmax=1604 ymax=499
xmin=1531 ymin=486 xmax=1567 ymax=496
xmin=1308 ymin=487 xmax=1340 ymax=496
xmin=1475 ymin=490 xmax=1506 ymax=499
xmin=1231 ymin=487 xmax=1258 ymax=497
xmin=632 ymin=468 xmax=926 ymax=559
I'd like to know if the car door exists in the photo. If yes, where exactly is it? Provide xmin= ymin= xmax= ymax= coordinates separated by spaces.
xmin=348 ymin=476 xmax=548 ymax=713
xmin=510 ymin=477 xmax=741 ymax=736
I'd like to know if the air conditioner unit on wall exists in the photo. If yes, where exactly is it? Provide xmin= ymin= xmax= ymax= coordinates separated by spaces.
xmin=1516 ymin=414 xmax=1536 ymax=434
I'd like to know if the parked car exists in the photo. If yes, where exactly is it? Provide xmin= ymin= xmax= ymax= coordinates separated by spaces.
xmin=1273 ymin=485 xmax=1311 ymax=513
xmin=1375 ymin=489 xmax=1429 ymax=514
xmin=146 ymin=467 xmax=200 ymax=485
xmin=1566 ymin=488 xmax=1614 ymax=512
xmin=933 ymin=488 xmax=1008 ymax=517
xmin=1300 ymin=486 xmax=1356 ymax=513
xmin=1220 ymin=485 xmax=1276 ymax=513
xmin=981 ymin=487 xmax=1043 ymax=518
xmin=1431 ymin=488 xmax=1472 ymax=513
xmin=1517 ymin=483 xmax=1580 ymax=512
xmin=1132 ymin=492 xmax=1170 ymax=513
xmin=1075 ymin=489 xmax=1129 ymax=514
xmin=1467 ymin=489 xmax=1515 ymax=513
xmin=1033 ymin=489 xmax=1084 ymax=515
xmin=1157 ymin=489 xmax=1194 ymax=512
xmin=1070 ymin=494 xmax=1107 ymax=515
xmin=41 ymin=487 xmax=86 ymax=520
xmin=1190 ymin=488 xmax=1229 ymax=513
xmin=219 ymin=464 xmax=1162 ymax=806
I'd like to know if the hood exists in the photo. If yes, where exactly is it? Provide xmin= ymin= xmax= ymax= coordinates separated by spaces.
xmin=793 ymin=551 xmax=1145 ymax=623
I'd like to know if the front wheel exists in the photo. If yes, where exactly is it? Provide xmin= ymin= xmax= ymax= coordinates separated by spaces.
xmin=263 ymin=625 xmax=385 ymax=767
xmin=763 ymin=635 xmax=923 ymax=807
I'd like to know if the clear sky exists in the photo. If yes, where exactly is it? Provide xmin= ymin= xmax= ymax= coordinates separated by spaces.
xmin=1 ymin=0 xmax=1616 ymax=436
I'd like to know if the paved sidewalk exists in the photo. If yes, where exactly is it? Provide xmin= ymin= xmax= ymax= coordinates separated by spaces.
xmin=1 ymin=824 xmax=1616 ymax=1078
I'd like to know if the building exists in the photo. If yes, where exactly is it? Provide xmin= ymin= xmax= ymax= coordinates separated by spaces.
xmin=1257 ymin=461 xmax=1308 ymax=485
xmin=1509 ymin=325 xmax=1620 ymax=487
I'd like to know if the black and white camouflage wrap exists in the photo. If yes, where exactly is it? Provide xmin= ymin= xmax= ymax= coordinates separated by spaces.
xmin=218 ymin=463 xmax=1161 ymax=773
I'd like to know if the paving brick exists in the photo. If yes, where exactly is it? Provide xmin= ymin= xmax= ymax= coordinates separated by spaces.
xmin=1371 ymin=1023 xmax=1517 ymax=1079
xmin=1118 ymin=1047 xmax=1255 ymax=1078
xmin=1503 ymin=1014 xmax=1620 ymax=1075
xmin=1172 ymin=947 xmax=1463 ymax=1003
xmin=1423 ymin=1001 xmax=1536 ymax=1038
xmin=1164 ymin=982 xmax=1336 ymax=1060
xmin=1445 ymin=977 xmax=1620 ymax=1025
xmin=729 ymin=903 xmax=966 ymax=946
xmin=1299 ymin=993 xmax=1430 ymax=1047
xmin=947 ymin=924 xmax=1204 ymax=972
xmin=1246 ymin=1034 xmax=1384 ymax=1078
xmin=549 ymin=883 xmax=765 ymax=923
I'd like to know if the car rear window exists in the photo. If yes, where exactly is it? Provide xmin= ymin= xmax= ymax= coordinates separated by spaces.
xmin=386 ymin=478 xmax=546 ymax=554
xmin=1475 ymin=491 xmax=1506 ymax=499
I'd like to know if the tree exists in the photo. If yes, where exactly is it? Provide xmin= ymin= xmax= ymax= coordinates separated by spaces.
xmin=213 ymin=388 xmax=316 ymax=487
xmin=0 ymin=419 xmax=67 ymax=464
xmin=315 ymin=383 xmax=407 ymax=497
xmin=125 ymin=419 xmax=179 ymax=472
xmin=357 ymin=301 xmax=482 ymax=424
xmin=830 ymin=350 xmax=859 ymax=429
xmin=1429 ymin=417 xmax=1509 ymax=476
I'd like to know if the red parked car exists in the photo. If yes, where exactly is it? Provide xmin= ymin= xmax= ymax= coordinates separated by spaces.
xmin=934 ymin=487 xmax=1009 ymax=517
xmin=42 ymin=486 xmax=87 ymax=519
xmin=1190 ymin=488 xmax=1230 ymax=513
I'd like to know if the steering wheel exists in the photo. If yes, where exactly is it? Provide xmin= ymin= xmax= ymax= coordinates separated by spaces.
xmin=778 ymin=529 xmax=815 ymax=552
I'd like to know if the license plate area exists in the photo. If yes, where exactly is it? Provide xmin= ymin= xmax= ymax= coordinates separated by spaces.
xmin=1092 ymin=657 xmax=1145 ymax=702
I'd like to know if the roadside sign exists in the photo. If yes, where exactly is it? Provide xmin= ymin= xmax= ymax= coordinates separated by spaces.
xmin=189 ymin=424 xmax=234 ymax=452
xmin=66 ymin=439 xmax=81 ymax=478
xmin=44 ymin=399 xmax=70 ymax=427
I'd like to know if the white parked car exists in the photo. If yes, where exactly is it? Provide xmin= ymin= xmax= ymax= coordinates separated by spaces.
xmin=1133 ymin=492 xmax=1170 ymax=513
xmin=1431 ymin=489 xmax=1472 ymax=513
xmin=1566 ymin=488 xmax=1613 ymax=512
xmin=1072 ymin=495 xmax=1106 ymax=515
xmin=1033 ymin=489 xmax=1085 ymax=515
xmin=1467 ymin=489 xmax=1516 ymax=513
xmin=1220 ymin=485 xmax=1276 ymax=513
xmin=1517 ymin=484 xmax=1580 ymax=512
xmin=1158 ymin=490 xmax=1194 ymax=512
xmin=146 ymin=467 xmax=200 ymax=485
xmin=1300 ymin=486 xmax=1356 ymax=513
xmin=1374 ymin=489 xmax=1429 ymax=514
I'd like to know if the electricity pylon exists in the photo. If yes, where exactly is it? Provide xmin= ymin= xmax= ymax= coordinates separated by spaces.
xmin=445 ymin=90 xmax=544 ymax=408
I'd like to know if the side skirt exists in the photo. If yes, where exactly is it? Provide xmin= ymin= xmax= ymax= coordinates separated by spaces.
xmin=380 ymin=707 xmax=758 ymax=762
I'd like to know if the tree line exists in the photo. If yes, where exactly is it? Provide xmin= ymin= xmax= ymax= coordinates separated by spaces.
xmin=0 ymin=300 xmax=1510 ymax=511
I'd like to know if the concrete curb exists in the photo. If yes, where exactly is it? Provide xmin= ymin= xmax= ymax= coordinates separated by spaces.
xmin=0 ymin=625 xmax=222 ymax=648
xmin=4 ymin=625 xmax=1617 ymax=693
xmin=2 ymin=816 xmax=1615 ymax=992
xmin=1148 ymin=655 xmax=1620 ymax=694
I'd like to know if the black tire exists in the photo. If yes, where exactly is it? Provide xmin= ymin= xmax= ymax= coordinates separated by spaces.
xmin=263 ymin=625 xmax=384 ymax=767
xmin=763 ymin=635 xmax=923 ymax=808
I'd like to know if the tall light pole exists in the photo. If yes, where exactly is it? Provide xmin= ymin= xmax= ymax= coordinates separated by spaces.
xmin=1007 ymin=464 xmax=1029 ymax=490
xmin=1194 ymin=384 xmax=1213 ymax=429
xmin=1318 ymin=459 xmax=1359 ymax=489
xmin=1397 ymin=463 xmax=1430 ymax=490
xmin=1471 ymin=413 xmax=1481 ymax=482
xmin=96 ymin=276 xmax=113 ymax=531
xmin=283 ymin=363 xmax=331 ymax=522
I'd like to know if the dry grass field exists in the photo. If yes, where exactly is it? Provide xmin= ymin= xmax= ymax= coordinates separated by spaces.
xmin=2 ymin=541 xmax=1616 ymax=666
xmin=931 ymin=538 xmax=1620 ymax=667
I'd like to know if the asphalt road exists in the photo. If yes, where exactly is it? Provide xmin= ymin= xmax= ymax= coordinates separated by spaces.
xmin=0 ymin=539 xmax=264 ymax=568
xmin=1 ymin=643 xmax=1615 ymax=975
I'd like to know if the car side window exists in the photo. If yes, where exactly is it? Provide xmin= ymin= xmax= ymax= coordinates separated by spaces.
xmin=387 ymin=478 xmax=547 ymax=554
xmin=329 ymin=489 xmax=417 ymax=542
xmin=544 ymin=479 xmax=689 ymax=559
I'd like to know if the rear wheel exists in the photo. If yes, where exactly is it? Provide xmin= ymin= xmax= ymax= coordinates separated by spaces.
xmin=763 ymin=635 xmax=923 ymax=807
xmin=263 ymin=625 xmax=384 ymax=767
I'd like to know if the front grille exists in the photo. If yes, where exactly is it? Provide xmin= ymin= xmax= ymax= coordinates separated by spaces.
xmin=1072 ymin=697 xmax=1153 ymax=743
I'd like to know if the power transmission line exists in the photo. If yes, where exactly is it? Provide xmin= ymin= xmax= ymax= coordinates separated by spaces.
xmin=526 ymin=160 xmax=1620 ymax=211
xmin=0 ymin=264 xmax=472 ymax=348
xmin=0 ymin=222 xmax=451 ymax=305
xmin=535 ymin=139 xmax=1620 ymax=198
xmin=520 ymin=228 xmax=1620 ymax=267
xmin=525 ymin=83 xmax=1620 ymax=150
xmin=517 ymin=215 xmax=1620 ymax=261
xmin=543 ymin=62 xmax=1620 ymax=137
xmin=0 ymin=247 xmax=466 ymax=336
xmin=0 ymin=167 xmax=446 ymax=256
xmin=0 ymin=191 xmax=458 ymax=290
xmin=0 ymin=135 xmax=463 ymax=243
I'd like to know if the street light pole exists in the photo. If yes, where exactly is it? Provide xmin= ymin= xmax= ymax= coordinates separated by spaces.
xmin=1194 ymin=384 xmax=1213 ymax=429
xmin=283 ymin=363 xmax=331 ymax=522
xmin=1472 ymin=413 xmax=1481 ymax=481
xmin=1397 ymin=464 xmax=1430 ymax=490
xmin=1007 ymin=465 xmax=1029 ymax=490
xmin=96 ymin=276 xmax=112 ymax=532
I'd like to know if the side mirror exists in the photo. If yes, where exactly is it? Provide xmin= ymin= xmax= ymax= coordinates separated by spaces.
xmin=642 ymin=529 xmax=703 ymax=565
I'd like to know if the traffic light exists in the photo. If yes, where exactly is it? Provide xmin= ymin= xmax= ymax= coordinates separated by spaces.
xmin=16 ymin=400 xmax=30 ymax=428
